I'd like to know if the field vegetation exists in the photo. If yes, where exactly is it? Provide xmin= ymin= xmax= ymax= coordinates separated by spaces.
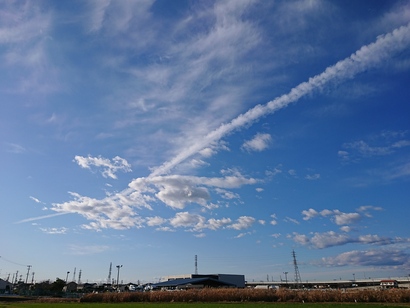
xmin=79 ymin=288 xmax=410 ymax=303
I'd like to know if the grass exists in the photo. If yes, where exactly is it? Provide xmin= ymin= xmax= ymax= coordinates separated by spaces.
xmin=2 ymin=302 xmax=410 ymax=308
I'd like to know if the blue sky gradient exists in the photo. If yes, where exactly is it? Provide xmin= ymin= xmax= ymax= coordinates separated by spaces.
xmin=1 ymin=0 xmax=410 ymax=284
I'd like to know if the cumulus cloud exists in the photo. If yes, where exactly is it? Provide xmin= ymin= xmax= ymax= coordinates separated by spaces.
xmin=241 ymin=133 xmax=272 ymax=152
xmin=270 ymin=214 xmax=278 ymax=225
xmin=228 ymin=216 xmax=256 ymax=230
xmin=52 ymin=192 xmax=146 ymax=230
xmin=74 ymin=155 xmax=132 ymax=179
xmin=146 ymin=216 xmax=167 ymax=227
xmin=129 ymin=171 xmax=257 ymax=210
xmin=169 ymin=212 xmax=206 ymax=229
xmin=301 ymin=208 xmax=362 ymax=225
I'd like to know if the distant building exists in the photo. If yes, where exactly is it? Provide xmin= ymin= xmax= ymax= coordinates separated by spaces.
xmin=380 ymin=280 xmax=398 ymax=289
xmin=0 ymin=278 xmax=13 ymax=294
xmin=153 ymin=273 xmax=245 ymax=290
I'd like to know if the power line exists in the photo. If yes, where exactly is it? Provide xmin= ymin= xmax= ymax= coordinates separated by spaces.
xmin=0 ymin=256 xmax=28 ymax=267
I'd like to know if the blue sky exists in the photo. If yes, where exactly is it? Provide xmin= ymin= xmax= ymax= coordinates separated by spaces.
xmin=1 ymin=0 xmax=410 ymax=285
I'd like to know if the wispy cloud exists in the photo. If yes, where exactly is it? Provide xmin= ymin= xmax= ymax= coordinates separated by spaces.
xmin=339 ymin=130 xmax=410 ymax=162
xmin=68 ymin=244 xmax=110 ymax=255
xmin=292 ymin=231 xmax=409 ymax=249
xmin=16 ymin=212 xmax=68 ymax=224
xmin=51 ymin=22 xmax=410 ymax=233
xmin=40 ymin=227 xmax=68 ymax=235
xmin=150 ymin=22 xmax=410 ymax=177
xmin=5 ymin=143 xmax=26 ymax=154
xmin=321 ymin=249 xmax=410 ymax=268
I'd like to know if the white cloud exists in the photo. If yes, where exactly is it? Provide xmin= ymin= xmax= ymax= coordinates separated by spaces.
xmin=215 ymin=188 xmax=240 ymax=200
xmin=150 ymin=22 xmax=410 ymax=177
xmin=340 ymin=226 xmax=351 ymax=232
xmin=169 ymin=212 xmax=205 ymax=230
xmin=340 ymin=131 xmax=410 ymax=162
xmin=129 ymin=172 xmax=257 ymax=210
xmin=52 ymin=192 xmax=146 ymax=231
xmin=39 ymin=227 xmax=68 ymax=235
xmin=30 ymin=196 xmax=41 ymax=203
xmin=333 ymin=210 xmax=361 ymax=225
xmin=305 ymin=173 xmax=320 ymax=180
xmin=204 ymin=218 xmax=229 ymax=231
xmin=68 ymin=244 xmax=110 ymax=255
xmin=270 ymin=214 xmax=278 ymax=226
xmin=241 ymin=133 xmax=272 ymax=152
xmin=235 ymin=232 xmax=252 ymax=239
xmin=321 ymin=249 xmax=410 ymax=267
xmin=301 ymin=208 xmax=319 ymax=220
xmin=301 ymin=208 xmax=361 ymax=225
xmin=292 ymin=231 xmax=410 ymax=249
xmin=5 ymin=143 xmax=26 ymax=154
xmin=74 ymin=155 xmax=132 ymax=179
xmin=284 ymin=217 xmax=299 ymax=225
xmin=146 ymin=216 xmax=167 ymax=227
xmin=228 ymin=216 xmax=256 ymax=230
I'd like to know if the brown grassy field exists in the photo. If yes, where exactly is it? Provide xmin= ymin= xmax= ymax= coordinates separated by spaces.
xmin=79 ymin=288 xmax=410 ymax=303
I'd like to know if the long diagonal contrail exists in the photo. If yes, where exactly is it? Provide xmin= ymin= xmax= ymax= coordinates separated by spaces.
xmin=150 ymin=23 xmax=410 ymax=177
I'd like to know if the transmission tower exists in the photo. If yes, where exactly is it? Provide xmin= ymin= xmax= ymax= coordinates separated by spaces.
xmin=107 ymin=262 xmax=112 ymax=284
xmin=194 ymin=255 xmax=198 ymax=275
xmin=72 ymin=267 xmax=76 ymax=282
xmin=78 ymin=270 xmax=82 ymax=284
xmin=292 ymin=250 xmax=302 ymax=288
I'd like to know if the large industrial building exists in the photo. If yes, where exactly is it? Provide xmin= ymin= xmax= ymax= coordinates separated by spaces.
xmin=152 ymin=273 xmax=245 ymax=289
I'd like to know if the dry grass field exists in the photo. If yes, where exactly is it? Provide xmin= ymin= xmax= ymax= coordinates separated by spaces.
xmin=2 ymin=288 xmax=410 ymax=307
xmin=79 ymin=288 xmax=410 ymax=303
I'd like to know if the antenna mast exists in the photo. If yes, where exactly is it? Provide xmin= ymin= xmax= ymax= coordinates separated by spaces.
xmin=292 ymin=250 xmax=302 ymax=288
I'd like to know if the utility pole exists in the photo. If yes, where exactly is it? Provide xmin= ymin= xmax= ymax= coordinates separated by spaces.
xmin=116 ymin=265 xmax=122 ymax=289
xmin=283 ymin=272 xmax=288 ymax=286
xmin=25 ymin=265 xmax=32 ymax=283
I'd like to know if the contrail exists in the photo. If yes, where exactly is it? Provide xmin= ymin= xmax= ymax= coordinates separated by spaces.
xmin=15 ymin=212 xmax=69 ymax=224
xmin=150 ymin=23 xmax=410 ymax=177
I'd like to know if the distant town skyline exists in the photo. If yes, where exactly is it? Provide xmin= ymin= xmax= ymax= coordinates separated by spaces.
xmin=1 ymin=0 xmax=410 ymax=284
